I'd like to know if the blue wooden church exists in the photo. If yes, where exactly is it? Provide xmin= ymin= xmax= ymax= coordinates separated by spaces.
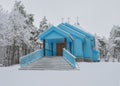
xmin=39 ymin=23 xmax=98 ymax=62
xmin=20 ymin=23 xmax=99 ymax=69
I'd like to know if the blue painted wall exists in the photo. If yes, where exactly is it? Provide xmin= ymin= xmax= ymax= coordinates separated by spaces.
xmin=83 ymin=38 xmax=93 ymax=59
xmin=39 ymin=23 xmax=99 ymax=61
xmin=73 ymin=39 xmax=83 ymax=58
xmin=53 ymin=41 xmax=56 ymax=56
xmin=45 ymin=42 xmax=49 ymax=56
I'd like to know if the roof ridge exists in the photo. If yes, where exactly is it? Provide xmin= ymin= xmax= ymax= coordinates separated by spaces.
xmin=63 ymin=23 xmax=94 ymax=39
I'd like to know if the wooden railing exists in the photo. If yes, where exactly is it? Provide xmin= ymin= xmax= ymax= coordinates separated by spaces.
xmin=20 ymin=49 xmax=43 ymax=67
xmin=63 ymin=48 xmax=76 ymax=68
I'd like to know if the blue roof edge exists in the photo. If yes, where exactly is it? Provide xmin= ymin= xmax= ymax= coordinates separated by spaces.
xmin=57 ymin=24 xmax=86 ymax=42
xmin=63 ymin=23 xmax=95 ymax=39
xmin=38 ymin=26 xmax=73 ymax=41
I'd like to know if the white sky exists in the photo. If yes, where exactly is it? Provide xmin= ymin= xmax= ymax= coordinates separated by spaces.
xmin=0 ymin=0 xmax=120 ymax=38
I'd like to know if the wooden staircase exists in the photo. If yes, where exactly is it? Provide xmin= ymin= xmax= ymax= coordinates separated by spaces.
xmin=20 ymin=56 xmax=75 ymax=70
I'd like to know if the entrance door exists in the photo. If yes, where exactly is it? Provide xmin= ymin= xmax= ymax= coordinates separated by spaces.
xmin=56 ymin=43 xmax=65 ymax=56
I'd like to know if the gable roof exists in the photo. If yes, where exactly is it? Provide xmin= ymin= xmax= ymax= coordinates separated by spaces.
xmin=58 ymin=24 xmax=86 ymax=42
xmin=39 ymin=26 xmax=73 ymax=41
xmin=63 ymin=23 xmax=94 ymax=40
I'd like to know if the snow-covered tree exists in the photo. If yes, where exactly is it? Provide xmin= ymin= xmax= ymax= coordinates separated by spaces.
xmin=4 ymin=1 xmax=37 ymax=64
xmin=13 ymin=1 xmax=26 ymax=17
xmin=8 ymin=1 xmax=27 ymax=45
xmin=9 ymin=10 xmax=26 ymax=45
xmin=9 ymin=1 xmax=38 ymax=48
xmin=29 ymin=16 xmax=51 ymax=50
xmin=25 ymin=14 xmax=39 ymax=50
xmin=12 ymin=1 xmax=40 ymax=50
xmin=39 ymin=16 xmax=51 ymax=32
xmin=95 ymin=34 xmax=108 ymax=61
xmin=0 ymin=5 xmax=12 ymax=46
xmin=29 ymin=27 xmax=40 ymax=50
xmin=109 ymin=25 xmax=120 ymax=62
xmin=0 ymin=5 xmax=15 ymax=65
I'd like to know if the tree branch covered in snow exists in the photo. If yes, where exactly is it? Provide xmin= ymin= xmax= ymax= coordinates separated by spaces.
xmin=95 ymin=34 xmax=108 ymax=61
xmin=109 ymin=25 xmax=120 ymax=61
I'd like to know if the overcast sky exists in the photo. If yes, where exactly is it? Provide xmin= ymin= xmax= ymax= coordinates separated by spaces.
xmin=0 ymin=0 xmax=120 ymax=38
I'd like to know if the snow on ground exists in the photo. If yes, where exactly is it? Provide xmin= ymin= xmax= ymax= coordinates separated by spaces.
xmin=0 ymin=62 xmax=120 ymax=86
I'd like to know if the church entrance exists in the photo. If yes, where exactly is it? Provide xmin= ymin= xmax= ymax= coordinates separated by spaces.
xmin=56 ymin=43 xmax=65 ymax=56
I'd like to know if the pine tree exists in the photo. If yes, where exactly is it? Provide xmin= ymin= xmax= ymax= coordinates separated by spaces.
xmin=29 ymin=16 xmax=51 ymax=50
xmin=9 ymin=1 xmax=38 ymax=48
xmin=39 ymin=16 xmax=51 ymax=32
xmin=8 ymin=1 xmax=37 ymax=64
xmin=109 ymin=25 xmax=120 ymax=62
xmin=13 ymin=1 xmax=26 ymax=17
xmin=95 ymin=34 xmax=108 ymax=61
xmin=0 ymin=5 xmax=12 ymax=46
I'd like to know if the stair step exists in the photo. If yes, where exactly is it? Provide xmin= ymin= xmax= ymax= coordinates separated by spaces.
xmin=22 ymin=67 xmax=73 ymax=69
xmin=26 ymin=65 xmax=71 ymax=67
xmin=20 ymin=57 xmax=75 ymax=70
xmin=20 ymin=67 xmax=75 ymax=70
xmin=25 ymin=65 xmax=72 ymax=67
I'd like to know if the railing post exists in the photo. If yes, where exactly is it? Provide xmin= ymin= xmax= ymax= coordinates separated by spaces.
xmin=70 ymin=42 xmax=72 ymax=53
xmin=43 ymin=39 xmax=45 ymax=56
xmin=51 ymin=43 xmax=53 ymax=56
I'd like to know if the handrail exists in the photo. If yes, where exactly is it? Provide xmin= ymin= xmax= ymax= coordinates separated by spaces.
xmin=63 ymin=48 xmax=76 ymax=68
xmin=20 ymin=49 xmax=43 ymax=67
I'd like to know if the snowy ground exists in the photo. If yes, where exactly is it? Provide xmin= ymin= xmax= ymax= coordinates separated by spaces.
xmin=0 ymin=62 xmax=120 ymax=86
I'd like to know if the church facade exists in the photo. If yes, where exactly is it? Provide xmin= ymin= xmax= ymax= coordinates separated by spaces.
xmin=39 ymin=23 xmax=99 ymax=62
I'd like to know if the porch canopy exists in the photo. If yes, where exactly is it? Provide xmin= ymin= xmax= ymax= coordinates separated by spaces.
xmin=39 ymin=26 xmax=73 ymax=43
xmin=39 ymin=26 xmax=73 ymax=56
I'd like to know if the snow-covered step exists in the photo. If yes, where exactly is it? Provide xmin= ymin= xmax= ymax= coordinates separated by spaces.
xmin=20 ymin=57 xmax=75 ymax=70
xmin=21 ymin=66 xmax=73 ymax=69
xmin=20 ymin=68 xmax=74 ymax=70
xmin=22 ymin=65 xmax=72 ymax=68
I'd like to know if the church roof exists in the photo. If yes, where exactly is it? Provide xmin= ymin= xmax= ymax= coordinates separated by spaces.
xmin=39 ymin=26 xmax=73 ymax=41
xmin=58 ymin=24 xmax=86 ymax=42
xmin=39 ymin=23 xmax=95 ymax=43
xmin=63 ymin=23 xmax=94 ymax=40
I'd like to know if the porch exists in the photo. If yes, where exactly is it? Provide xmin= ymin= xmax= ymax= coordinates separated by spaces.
xmin=20 ymin=56 xmax=75 ymax=70
xmin=20 ymin=48 xmax=77 ymax=70
xmin=39 ymin=26 xmax=74 ymax=57
xmin=43 ymin=38 xmax=73 ymax=56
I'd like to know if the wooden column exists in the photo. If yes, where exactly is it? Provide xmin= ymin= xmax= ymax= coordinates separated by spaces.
xmin=51 ymin=43 xmax=53 ymax=56
xmin=43 ymin=39 xmax=45 ymax=56
xmin=64 ymin=38 xmax=66 ymax=49
xmin=70 ymin=42 xmax=72 ymax=53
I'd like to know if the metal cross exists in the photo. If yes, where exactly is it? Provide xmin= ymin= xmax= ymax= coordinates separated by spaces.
xmin=61 ymin=18 xmax=64 ymax=23
xmin=68 ymin=17 xmax=70 ymax=23
xmin=76 ymin=16 xmax=80 ymax=25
